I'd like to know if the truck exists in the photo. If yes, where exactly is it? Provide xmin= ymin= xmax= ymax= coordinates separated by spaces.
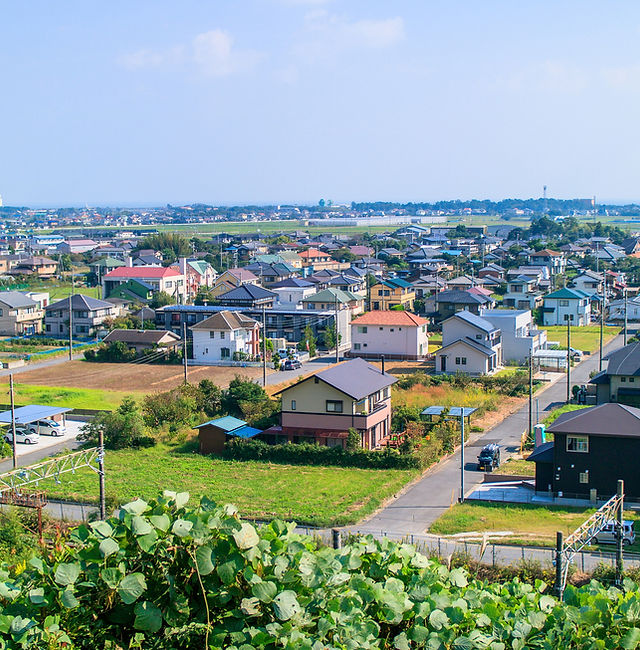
xmin=477 ymin=443 xmax=500 ymax=472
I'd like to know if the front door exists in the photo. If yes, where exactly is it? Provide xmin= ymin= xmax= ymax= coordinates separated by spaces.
xmin=440 ymin=355 xmax=446 ymax=372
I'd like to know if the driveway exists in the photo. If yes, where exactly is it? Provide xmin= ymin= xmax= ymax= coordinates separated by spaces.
xmin=350 ymin=335 xmax=625 ymax=536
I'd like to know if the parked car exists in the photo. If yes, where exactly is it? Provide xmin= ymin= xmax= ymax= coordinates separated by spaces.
xmin=477 ymin=443 xmax=500 ymax=472
xmin=28 ymin=419 xmax=66 ymax=437
xmin=282 ymin=359 xmax=302 ymax=371
xmin=4 ymin=427 xmax=40 ymax=445
xmin=593 ymin=520 xmax=636 ymax=546
xmin=569 ymin=347 xmax=584 ymax=361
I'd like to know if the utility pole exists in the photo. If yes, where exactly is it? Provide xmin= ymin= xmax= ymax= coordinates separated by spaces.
xmin=261 ymin=304 xmax=267 ymax=387
xmin=68 ymin=272 xmax=74 ymax=361
xmin=624 ymin=287 xmax=628 ymax=346
xmin=9 ymin=374 xmax=17 ymax=470
xmin=182 ymin=322 xmax=188 ymax=384
xmin=528 ymin=353 xmax=533 ymax=442
xmin=554 ymin=531 xmax=564 ymax=598
xmin=459 ymin=411 xmax=465 ymax=503
xmin=334 ymin=292 xmax=340 ymax=364
xmin=616 ymin=479 xmax=624 ymax=586
xmin=566 ymin=315 xmax=572 ymax=403
xmin=98 ymin=429 xmax=106 ymax=520
xmin=599 ymin=275 xmax=605 ymax=372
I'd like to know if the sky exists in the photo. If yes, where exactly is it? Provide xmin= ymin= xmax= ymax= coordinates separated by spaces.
xmin=2 ymin=0 xmax=640 ymax=207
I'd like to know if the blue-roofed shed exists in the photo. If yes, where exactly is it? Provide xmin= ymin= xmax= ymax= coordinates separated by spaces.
xmin=420 ymin=405 xmax=478 ymax=426
xmin=0 ymin=405 xmax=72 ymax=425
xmin=195 ymin=416 xmax=262 ymax=454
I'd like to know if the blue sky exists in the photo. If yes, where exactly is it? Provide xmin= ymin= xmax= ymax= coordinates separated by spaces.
xmin=2 ymin=1 xmax=640 ymax=206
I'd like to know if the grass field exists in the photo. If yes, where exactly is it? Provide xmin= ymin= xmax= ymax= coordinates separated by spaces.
xmin=393 ymin=382 xmax=501 ymax=413
xmin=493 ymin=457 xmax=535 ymax=476
xmin=429 ymin=501 xmax=640 ymax=551
xmin=541 ymin=325 xmax=620 ymax=353
xmin=39 ymin=443 xmax=418 ymax=527
xmin=0 ymin=384 xmax=134 ymax=410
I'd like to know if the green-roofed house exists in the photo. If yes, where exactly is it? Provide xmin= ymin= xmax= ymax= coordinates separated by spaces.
xmin=542 ymin=287 xmax=591 ymax=326
xmin=107 ymin=279 xmax=154 ymax=304
xmin=300 ymin=287 xmax=365 ymax=317
xmin=369 ymin=278 xmax=415 ymax=311
xmin=179 ymin=258 xmax=217 ymax=302
xmin=88 ymin=256 xmax=125 ymax=281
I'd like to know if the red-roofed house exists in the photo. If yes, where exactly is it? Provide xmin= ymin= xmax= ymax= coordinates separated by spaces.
xmin=102 ymin=265 xmax=186 ymax=302
xmin=349 ymin=311 xmax=429 ymax=360
xmin=299 ymin=248 xmax=343 ymax=271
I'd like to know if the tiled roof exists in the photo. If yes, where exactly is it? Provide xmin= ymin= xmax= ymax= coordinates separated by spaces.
xmin=546 ymin=403 xmax=640 ymax=437
xmin=190 ymin=310 xmax=260 ymax=331
xmin=351 ymin=311 xmax=428 ymax=327
xmin=0 ymin=292 xmax=38 ymax=309
xmin=103 ymin=266 xmax=181 ymax=279
xmin=47 ymin=294 xmax=115 ymax=311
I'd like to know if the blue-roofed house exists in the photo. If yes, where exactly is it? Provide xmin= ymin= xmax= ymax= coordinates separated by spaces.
xmin=435 ymin=310 xmax=502 ymax=375
xmin=195 ymin=415 xmax=262 ymax=454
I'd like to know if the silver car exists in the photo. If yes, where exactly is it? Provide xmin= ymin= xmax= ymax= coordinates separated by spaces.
xmin=4 ymin=427 xmax=40 ymax=445
xmin=28 ymin=419 xmax=66 ymax=437
xmin=593 ymin=520 xmax=635 ymax=546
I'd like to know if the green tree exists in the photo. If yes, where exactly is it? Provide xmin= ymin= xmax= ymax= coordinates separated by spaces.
xmin=346 ymin=427 xmax=360 ymax=451
xmin=79 ymin=398 xmax=151 ymax=449
xmin=150 ymin=291 xmax=175 ymax=309
xmin=136 ymin=233 xmax=191 ymax=263
xmin=323 ymin=323 xmax=341 ymax=350
xmin=298 ymin=325 xmax=317 ymax=356
xmin=223 ymin=376 xmax=268 ymax=417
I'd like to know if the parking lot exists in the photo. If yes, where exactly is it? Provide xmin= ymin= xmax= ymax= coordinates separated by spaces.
xmin=1 ymin=419 xmax=85 ymax=458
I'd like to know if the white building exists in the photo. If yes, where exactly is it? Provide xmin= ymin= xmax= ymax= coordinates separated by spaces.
xmin=270 ymin=278 xmax=317 ymax=310
xmin=542 ymin=288 xmax=591 ymax=327
xmin=480 ymin=308 xmax=547 ymax=364
xmin=190 ymin=310 xmax=260 ymax=362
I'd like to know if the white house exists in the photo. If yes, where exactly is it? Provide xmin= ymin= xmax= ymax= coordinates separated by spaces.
xmin=609 ymin=295 xmax=640 ymax=322
xmin=270 ymin=277 xmax=317 ymax=310
xmin=190 ymin=311 xmax=260 ymax=362
xmin=480 ymin=308 xmax=547 ymax=364
xmin=349 ymin=311 xmax=429 ymax=360
xmin=570 ymin=270 xmax=603 ymax=297
xmin=542 ymin=288 xmax=591 ymax=326
xmin=435 ymin=311 xmax=502 ymax=375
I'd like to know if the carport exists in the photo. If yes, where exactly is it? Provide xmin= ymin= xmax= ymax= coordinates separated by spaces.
xmin=0 ymin=405 xmax=72 ymax=426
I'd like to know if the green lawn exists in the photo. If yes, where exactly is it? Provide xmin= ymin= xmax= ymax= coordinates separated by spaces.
xmin=0 ymin=383 xmax=134 ymax=410
xmin=38 ymin=443 xmax=418 ymax=527
xmin=46 ymin=284 xmax=101 ymax=300
xmin=495 ymin=366 xmax=528 ymax=377
xmin=541 ymin=325 xmax=620 ymax=354
xmin=493 ymin=457 xmax=534 ymax=476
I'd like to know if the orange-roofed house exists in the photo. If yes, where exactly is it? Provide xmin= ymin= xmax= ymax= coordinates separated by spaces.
xmin=299 ymin=248 xmax=343 ymax=271
xmin=102 ymin=265 xmax=186 ymax=302
xmin=349 ymin=311 xmax=429 ymax=360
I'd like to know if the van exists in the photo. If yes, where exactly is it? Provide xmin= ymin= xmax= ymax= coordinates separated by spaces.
xmin=477 ymin=444 xmax=500 ymax=472
xmin=593 ymin=520 xmax=635 ymax=546
xmin=28 ymin=419 xmax=66 ymax=437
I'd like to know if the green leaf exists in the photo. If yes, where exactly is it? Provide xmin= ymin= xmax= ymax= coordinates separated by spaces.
xmin=149 ymin=514 xmax=170 ymax=532
xmin=89 ymin=520 xmax=113 ymax=538
xmin=272 ymin=590 xmax=301 ymax=621
xmin=252 ymin=581 xmax=277 ymax=603
xmin=217 ymin=561 xmax=238 ymax=585
xmin=174 ymin=492 xmax=190 ymax=508
xmin=449 ymin=568 xmax=468 ymax=588
xmin=539 ymin=594 xmax=556 ymax=612
xmin=28 ymin=588 xmax=46 ymax=605
xmin=9 ymin=616 xmax=36 ymax=636
xmin=233 ymin=522 xmax=260 ymax=550
xmin=60 ymin=586 xmax=79 ymax=609
xmin=99 ymin=537 xmax=120 ymax=558
xmin=101 ymin=567 xmax=123 ymax=589
xmin=172 ymin=519 xmax=193 ymax=538
xmin=429 ymin=609 xmax=449 ymax=630
xmin=122 ymin=498 xmax=148 ymax=515
xmin=240 ymin=597 xmax=261 ymax=616
xmin=137 ymin=530 xmax=158 ymax=553
xmin=54 ymin=563 xmax=80 ymax=586
xmin=195 ymin=545 xmax=215 ymax=575
xmin=134 ymin=600 xmax=163 ymax=633
xmin=118 ymin=573 xmax=147 ymax=605
xmin=131 ymin=516 xmax=153 ymax=536
xmin=621 ymin=628 xmax=640 ymax=650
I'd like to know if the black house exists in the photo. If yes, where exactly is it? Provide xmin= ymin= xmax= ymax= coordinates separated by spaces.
xmin=528 ymin=403 xmax=640 ymax=500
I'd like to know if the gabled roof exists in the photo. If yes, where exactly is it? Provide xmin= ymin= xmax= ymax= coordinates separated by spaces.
xmin=102 ymin=329 xmax=181 ymax=345
xmin=226 ymin=268 xmax=259 ymax=282
xmin=444 ymin=310 xmax=497 ymax=333
xmin=0 ymin=291 xmax=38 ymax=309
xmin=47 ymin=294 xmax=116 ymax=311
xmin=531 ymin=248 xmax=563 ymax=257
xmin=435 ymin=290 xmax=492 ymax=305
xmin=546 ymin=403 xmax=640 ymax=438
xmin=270 ymin=277 xmax=314 ymax=288
xmin=351 ymin=311 xmax=428 ymax=327
xmin=276 ymin=358 xmax=396 ymax=400
xmin=602 ymin=342 xmax=640 ymax=377
xmin=378 ymin=278 xmax=413 ymax=289
xmin=544 ymin=288 xmax=589 ymax=300
xmin=527 ymin=441 xmax=554 ymax=463
xmin=190 ymin=310 xmax=260 ymax=331
xmin=195 ymin=415 xmax=247 ymax=432
xmin=217 ymin=284 xmax=276 ymax=302
xmin=103 ymin=266 xmax=182 ymax=279
xmin=436 ymin=337 xmax=496 ymax=357
xmin=301 ymin=288 xmax=361 ymax=304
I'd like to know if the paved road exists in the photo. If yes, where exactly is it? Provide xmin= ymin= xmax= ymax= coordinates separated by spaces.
xmin=266 ymin=352 xmax=342 ymax=385
xmin=0 ymin=435 xmax=83 ymax=474
xmin=0 ymin=352 xmax=85 ymax=378
xmin=352 ymin=335 xmax=625 ymax=536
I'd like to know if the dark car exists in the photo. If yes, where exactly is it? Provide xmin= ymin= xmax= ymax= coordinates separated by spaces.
xmin=477 ymin=444 xmax=500 ymax=472
xmin=282 ymin=359 xmax=302 ymax=371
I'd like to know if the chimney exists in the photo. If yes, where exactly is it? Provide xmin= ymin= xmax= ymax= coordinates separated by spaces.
xmin=126 ymin=255 xmax=133 ymax=267
xmin=381 ymin=355 xmax=385 ymax=375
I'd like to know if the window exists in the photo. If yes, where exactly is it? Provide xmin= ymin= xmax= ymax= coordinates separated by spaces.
xmin=631 ymin=378 xmax=635 ymax=383
xmin=221 ymin=347 xmax=230 ymax=358
xmin=326 ymin=400 xmax=343 ymax=413
xmin=455 ymin=357 xmax=461 ymax=365
xmin=0 ymin=308 xmax=3 ymax=317
xmin=622 ymin=377 xmax=627 ymax=382
xmin=209 ymin=331 xmax=215 ymax=338
xmin=354 ymin=343 xmax=361 ymax=350
xmin=377 ymin=290 xmax=383 ymax=296
xmin=567 ymin=435 xmax=588 ymax=453
xmin=379 ymin=327 xmax=383 ymax=330
xmin=476 ymin=334 xmax=482 ymax=339
xmin=358 ymin=326 xmax=368 ymax=334
xmin=579 ymin=472 xmax=589 ymax=484
xmin=291 ymin=400 xmax=296 ymax=410
xmin=461 ymin=357 xmax=467 ymax=365
xmin=559 ymin=300 xmax=570 ymax=307
xmin=390 ymin=328 xmax=394 ymax=332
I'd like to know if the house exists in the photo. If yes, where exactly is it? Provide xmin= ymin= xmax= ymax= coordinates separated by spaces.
xmin=299 ymin=248 xmax=341 ymax=270
xmin=427 ymin=289 xmax=495 ymax=324
xmin=8 ymin=256 xmax=58 ymax=279
xmin=589 ymin=342 xmax=640 ymax=406
xmin=195 ymin=416 xmax=261 ymax=454
xmin=270 ymin=277 xmax=317 ymax=310
xmin=89 ymin=257 xmax=125 ymax=282
xmin=0 ymin=291 xmax=44 ymax=336
xmin=102 ymin=266 xmax=186 ymax=302
xmin=45 ymin=294 xmax=117 ymax=337
xmin=106 ymin=279 xmax=154 ymax=304
xmin=502 ymin=275 xmax=543 ymax=310
xmin=478 ymin=264 xmax=505 ymax=281
xmin=132 ymin=254 xmax=163 ymax=267
xmin=190 ymin=310 xmax=261 ymax=362
xmin=479 ymin=309 xmax=547 ymax=364
xmin=528 ymin=249 xmax=566 ymax=275
xmin=269 ymin=358 xmax=397 ymax=449
xmin=244 ymin=262 xmax=296 ymax=286
xmin=101 ymin=329 xmax=181 ymax=354
xmin=178 ymin=258 xmax=217 ymax=301
xmin=528 ymin=403 xmax=640 ymax=499
xmin=56 ymin=239 xmax=99 ymax=254
xmin=216 ymin=284 xmax=276 ymax=309
xmin=621 ymin=237 xmax=640 ymax=257
xmin=446 ymin=275 xmax=476 ymax=291
xmin=349 ymin=311 xmax=429 ymax=360
xmin=369 ymin=279 xmax=415 ymax=311
xmin=300 ymin=288 xmax=364 ymax=317
xmin=570 ymin=270 xmax=603 ymax=297
xmin=210 ymin=268 xmax=259 ymax=299
xmin=542 ymin=288 xmax=591 ymax=326
xmin=608 ymin=295 xmax=640 ymax=322
xmin=435 ymin=311 xmax=502 ymax=375
xmin=595 ymin=245 xmax=625 ymax=263
xmin=410 ymin=275 xmax=447 ymax=299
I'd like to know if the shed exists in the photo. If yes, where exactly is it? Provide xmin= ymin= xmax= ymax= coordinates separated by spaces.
xmin=195 ymin=416 xmax=261 ymax=454
xmin=0 ymin=405 xmax=71 ymax=426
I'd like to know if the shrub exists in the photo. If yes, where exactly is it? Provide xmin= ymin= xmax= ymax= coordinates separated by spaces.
xmin=79 ymin=398 xmax=153 ymax=449
xmin=141 ymin=385 xmax=198 ymax=429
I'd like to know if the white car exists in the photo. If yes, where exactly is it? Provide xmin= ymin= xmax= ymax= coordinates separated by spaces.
xmin=28 ymin=419 xmax=66 ymax=437
xmin=4 ymin=428 xmax=40 ymax=445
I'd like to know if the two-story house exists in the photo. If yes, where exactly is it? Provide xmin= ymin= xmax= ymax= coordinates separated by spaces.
xmin=427 ymin=289 xmax=495 ymax=325
xmin=0 ymin=292 xmax=44 ymax=336
xmin=269 ymin=358 xmax=397 ymax=449
xmin=210 ymin=268 xmax=260 ymax=299
xmin=542 ymin=288 xmax=591 ymax=326
xmin=369 ymin=279 xmax=415 ymax=311
xmin=217 ymin=284 xmax=276 ymax=309
xmin=299 ymin=248 xmax=343 ymax=271
xmin=589 ymin=341 xmax=640 ymax=406
xmin=435 ymin=311 xmax=502 ymax=375
xmin=178 ymin=258 xmax=217 ymax=301
xmin=8 ymin=256 xmax=58 ymax=279
xmin=270 ymin=277 xmax=317 ymax=310
xmin=102 ymin=266 xmax=186 ymax=302
xmin=503 ymin=275 xmax=543 ymax=310
xmin=349 ymin=311 xmax=429 ymax=360
xmin=45 ymin=294 xmax=117 ymax=337
xmin=190 ymin=311 xmax=260 ymax=362
xmin=528 ymin=249 xmax=566 ymax=275
xmin=301 ymin=288 xmax=364 ymax=318
xmin=570 ymin=270 xmax=603 ymax=297
xmin=479 ymin=308 xmax=547 ymax=364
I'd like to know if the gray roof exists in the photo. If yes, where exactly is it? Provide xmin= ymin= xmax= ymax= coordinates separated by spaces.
xmin=435 ymin=290 xmax=492 ymax=305
xmin=217 ymin=284 xmax=276 ymax=301
xmin=602 ymin=342 xmax=640 ymax=377
xmin=0 ymin=291 xmax=37 ymax=309
xmin=102 ymin=329 xmax=181 ymax=345
xmin=270 ymin=277 xmax=314 ymax=288
xmin=546 ymin=403 xmax=640 ymax=438
xmin=278 ymin=357 xmax=396 ymax=400
xmin=527 ymin=441 xmax=554 ymax=463
xmin=0 ymin=405 xmax=71 ymax=425
xmin=445 ymin=310 xmax=498 ymax=334
xmin=47 ymin=294 xmax=116 ymax=312
xmin=437 ymin=337 xmax=496 ymax=357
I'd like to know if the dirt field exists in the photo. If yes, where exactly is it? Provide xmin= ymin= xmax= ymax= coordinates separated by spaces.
xmin=0 ymin=361 xmax=268 ymax=394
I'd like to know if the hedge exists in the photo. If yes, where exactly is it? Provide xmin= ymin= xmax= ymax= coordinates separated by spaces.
xmin=223 ymin=438 xmax=423 ymax=470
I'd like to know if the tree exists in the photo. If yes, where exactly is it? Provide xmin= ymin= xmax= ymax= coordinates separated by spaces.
xmin=223 ymin=376 xmax=268 ymax=417
xmin=150 ymin=291 xmax=175 ymax=309
xmin=298 ymin=325 xmax=316 ymax=356
xmin=346 ymin=428 xmax=360 ymax=451
xmin=79 ymin=398 xmax=151 ymax=449
xmin=59 ymin=254 xmax=72 ymax=272
xmin=323 ymin=324 xmax=341 ymax=350
xmin=196 ymin=379 xmax=222 ymax=416
xmin=136 ymin=233 xmax=191 ymax=263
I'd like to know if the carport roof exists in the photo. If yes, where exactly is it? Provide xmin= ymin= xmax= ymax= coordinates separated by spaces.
xmin=0 ymin=405 xmax=72 ymax=425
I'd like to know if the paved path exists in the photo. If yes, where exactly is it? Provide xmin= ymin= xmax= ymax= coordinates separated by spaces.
xmin=352 ymin=335 xmax=625 ymax=536
xmin=0 ymin=352 xmax=85 ymax=378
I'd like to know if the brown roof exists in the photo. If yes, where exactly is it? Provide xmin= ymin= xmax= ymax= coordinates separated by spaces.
xmin=351 ymin=311 xmax=428 ymax=327
xmin=532 ymin=249 xmax=563 ymax=257
xmin=227 ymin=268 xmax=258 ymax=282
xmin=102 ymin=329 xmax=181 ymax=345
xmin=190 ymin=310 xmax=260 ymax=331
xmin=546 ymin=403 xmax=640 ymax=438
